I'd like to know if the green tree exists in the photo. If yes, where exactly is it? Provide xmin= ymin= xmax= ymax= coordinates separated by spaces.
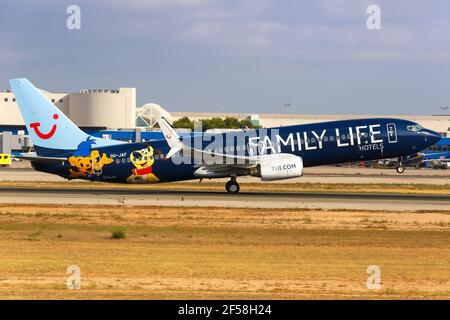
xmin=201 ymin=117 xmax=225 ymax=131
xmin=223 ymin=117 xmax=241 ymax=129
xmin=238 ymin=119 xmax=258 ymax=129
xmin=172 ymin=116 xmax=193 ymax=129
xmin=173 ymin=116 xmax=260 ymax=131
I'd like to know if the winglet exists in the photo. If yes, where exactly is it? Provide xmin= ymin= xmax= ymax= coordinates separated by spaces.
xmin=158 ymin=118 xmax=184 ymax=159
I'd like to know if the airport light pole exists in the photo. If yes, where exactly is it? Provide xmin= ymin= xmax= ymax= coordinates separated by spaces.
xmin=284 ymin=103 xmax=291 ymax=114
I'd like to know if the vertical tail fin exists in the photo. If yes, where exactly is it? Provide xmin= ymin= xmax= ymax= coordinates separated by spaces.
xmin=9 ymin=78 xmax=123 ymax=156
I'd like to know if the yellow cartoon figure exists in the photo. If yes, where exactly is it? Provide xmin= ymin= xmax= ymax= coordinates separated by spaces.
xmin=127 ymin=146 xmax=159 ymax=184
xmin=69 ymin=150 xmax=113 ymax=178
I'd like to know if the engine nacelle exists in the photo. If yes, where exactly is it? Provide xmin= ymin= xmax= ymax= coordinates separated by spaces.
xmin=258 ymin=153 xmax=304 ymax=181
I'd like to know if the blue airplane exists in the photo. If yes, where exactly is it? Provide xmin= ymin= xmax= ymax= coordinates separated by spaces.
xmin=9 ymin=78 xmax=441 ymax=193
xmin=422 ymin=152 xmax=450 ymax=169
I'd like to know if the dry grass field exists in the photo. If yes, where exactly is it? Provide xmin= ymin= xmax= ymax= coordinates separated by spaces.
xmin=0 ymin=203 xmax=449 ymax=299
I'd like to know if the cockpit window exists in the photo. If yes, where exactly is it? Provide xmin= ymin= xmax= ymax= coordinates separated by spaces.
xmin=407 ymin=125 xmax=422 ymax=132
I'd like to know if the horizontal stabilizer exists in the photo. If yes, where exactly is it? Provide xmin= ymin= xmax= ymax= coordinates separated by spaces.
xmin=12 ymin=152 xmax=67 ymax=163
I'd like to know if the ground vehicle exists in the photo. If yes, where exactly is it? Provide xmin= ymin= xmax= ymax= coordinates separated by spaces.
xmin=0 ymin=154 xmax=11 ymax=166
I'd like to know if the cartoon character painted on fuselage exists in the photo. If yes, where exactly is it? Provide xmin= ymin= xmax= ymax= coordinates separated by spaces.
xmin=66 ymin=137 xmax=114 ymax=178
xmin=127 ymin=146 xmax=159 ymax=183
xmin=69 ymin=150 xmax=114 ymax=178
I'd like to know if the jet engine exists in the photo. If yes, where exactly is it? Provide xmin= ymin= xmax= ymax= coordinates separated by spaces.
xmin=252 ymin=153 xmax=304 ymax=181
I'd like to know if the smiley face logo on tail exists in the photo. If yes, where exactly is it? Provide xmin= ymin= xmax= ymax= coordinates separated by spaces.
xmin=29 ymin=113 xmax=59 ymax=140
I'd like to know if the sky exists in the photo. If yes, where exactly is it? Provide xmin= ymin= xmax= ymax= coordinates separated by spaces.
xmin=1 ymin=0 xmax=450 ymax=115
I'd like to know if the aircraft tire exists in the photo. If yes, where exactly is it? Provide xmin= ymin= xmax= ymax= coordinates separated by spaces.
xmin=396 ymin=166 xmax=405 ymax=174
xmin=226 ymin=181 xmax=240 ymax=194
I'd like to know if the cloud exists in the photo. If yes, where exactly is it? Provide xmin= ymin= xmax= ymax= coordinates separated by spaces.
xmin=319 ymin=0 xmax=372 ymax=20
xmin=178 ymin=0 xmax=284 ymax=52
xmin=94 ymin=0 xmax=276 ymax=52
xmin=184 ymin=20 xmax=285 ymax=51
xmin=0 ymin=49 xmax=28 ymax=64
xmin=176 ymin=0 xmax=450 ymax=63
xmin=2 ymin=0 xmax=450 ymax=66
xmin=104 ymin=0 xmax=208 ymax=10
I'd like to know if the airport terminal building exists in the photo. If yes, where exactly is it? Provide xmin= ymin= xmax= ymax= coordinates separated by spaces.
xmin=0 ymin=87 xmax=136 ymax=128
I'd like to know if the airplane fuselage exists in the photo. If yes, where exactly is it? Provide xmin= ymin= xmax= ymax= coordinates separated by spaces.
xmin=31 ymin=118 xmax=440 ymax=183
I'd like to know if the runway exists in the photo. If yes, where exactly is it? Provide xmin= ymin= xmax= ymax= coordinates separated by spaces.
xmin=0 ymin=186 xmax=449 ymax=211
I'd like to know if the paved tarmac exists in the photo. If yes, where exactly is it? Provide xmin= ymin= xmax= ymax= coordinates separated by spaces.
xmin=0 ymin=166 xmax=449 ymax=184
xmin=0 ymin=186 xmax=448 ymax=211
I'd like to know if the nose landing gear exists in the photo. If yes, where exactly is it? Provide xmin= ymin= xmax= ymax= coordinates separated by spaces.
xmin=225 ymin=177 xmax=240 ymax=193
xmin=396 ymin=156 xmax=406 ymax=174
xmin=396 ymin=166 xmax=405 ymax=174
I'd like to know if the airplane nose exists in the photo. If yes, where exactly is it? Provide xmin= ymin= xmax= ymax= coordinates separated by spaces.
xmin=423 ymin=129 xmax=441 ymax=146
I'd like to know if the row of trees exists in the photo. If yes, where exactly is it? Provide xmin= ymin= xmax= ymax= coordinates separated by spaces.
xmin=172 ymin=116 xmax=260 ymax=131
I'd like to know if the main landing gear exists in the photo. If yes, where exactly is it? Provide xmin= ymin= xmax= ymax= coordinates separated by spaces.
xmin=225 ymin=177 xmax=240 ymax=194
